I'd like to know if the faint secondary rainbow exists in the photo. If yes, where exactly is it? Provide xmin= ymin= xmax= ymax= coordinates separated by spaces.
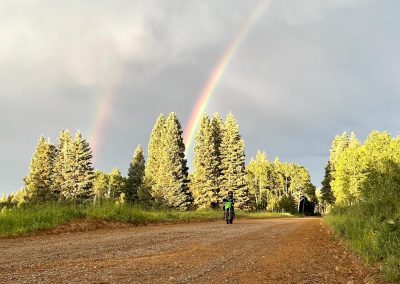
xmin=89 ymin=67 xmax=124 ymax=161
xmin=183 ymin=0 xmax=269 ymax=155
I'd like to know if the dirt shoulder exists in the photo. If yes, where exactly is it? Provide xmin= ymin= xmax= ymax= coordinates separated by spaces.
xmin=0 ymin=218 xmax=387 ymax=283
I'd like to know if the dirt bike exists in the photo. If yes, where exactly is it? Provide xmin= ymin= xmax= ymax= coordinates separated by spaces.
xmin=224 ymin=201 xmax=234 ymax=224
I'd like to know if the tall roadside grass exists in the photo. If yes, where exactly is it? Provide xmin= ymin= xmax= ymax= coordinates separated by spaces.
xmin=0 ymin=203 xmax=86 ymax=236
xmin=324 ymin=203 xmax=400 ymax=281
xmin=0 ymin=202 xmax=294 ymax=237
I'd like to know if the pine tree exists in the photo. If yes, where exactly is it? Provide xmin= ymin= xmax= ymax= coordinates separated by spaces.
xmin=125 ymin=145 xmax=146 ymax=202
xmin=320 ymin=161 xmax=335 ymax=208
xmin=145 ymin=114 xmax=166 ymax=201
xmin=24 ymin=136 xmax=55 ymax=203
xmin=191 ymin=114 xmax=220 ymax=208
xmin=71 ymin=131 xmax=94 ymax=201
xmin=156 ymin=112 xmax=192 ymax=210
xmin=53 ymin=130 xmax=94 ymax=202
xmin=52 ymin=129 xmax=74 ymax=201
xmin=211 ymin=112 xmax=224 ymax=169
xmin=219 ymin=112 xmax=249 ymax=209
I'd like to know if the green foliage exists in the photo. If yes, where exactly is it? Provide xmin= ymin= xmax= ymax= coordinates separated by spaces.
xmin=52 ymin=129 xmax=75 ymax=200
xmin=325 ymin=130 xmax=400 ymax=281
xmin=92 ymin=169 xmax=125 ymax=200
xmin=219 ymin=112 xmax=249 ymax=209
xmin=191 ymin=114 xmax=221 ymax=208
xmin=246 ymin=151 xmax=273 ymax=210
xmin=245 ymin=152 xmax=315 ymax=213
xmin=0 ymin=203 xmax=86 ymax=236
xmin=0 ymin=202 xmax=294 ymax=237
xmin=145 ymin=114 xmax=165 ymax=201
xmin=14 ymin=112 xmax=316 ymax=216
xmin=108 ymin=168 xmax=125 ymax=199
xmin=125 ymin=145 xmax=146 ymax=202
xmin=93 ymin=170 xmax=109 ymax=201
xmin=319 ymin=132 xmax=352 ymax=210
xmin=331 ymin=131 xmax=399 ymax=206
xmin=70 ymin=131 xmax=95 ymax=201
xmin=325 ymin=204 xmax=400 ymax=281
xmin=24 ymin=136 xmax=55 ymax=203
xmin=320 ymin=161 xmax=335 ymax=211
xmin=156 ymin=113 xmax=192 ymax=210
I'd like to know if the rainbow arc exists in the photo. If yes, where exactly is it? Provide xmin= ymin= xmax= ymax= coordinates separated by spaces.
xmin=183 ymin=0 xmax=269 ymax=155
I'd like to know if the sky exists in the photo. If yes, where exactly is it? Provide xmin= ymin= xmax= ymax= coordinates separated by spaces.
xmin=1 ymin=0 xmax=400 ymax=196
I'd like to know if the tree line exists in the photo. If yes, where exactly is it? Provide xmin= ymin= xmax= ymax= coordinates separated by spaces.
xmin=1 ymin=112 xmax=315 ymax=212
xmin=318 ymin=130 xmax=400 ymax=212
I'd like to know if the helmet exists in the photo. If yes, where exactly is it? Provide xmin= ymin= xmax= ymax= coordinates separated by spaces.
xmin=228 ymin=190 xmax=233 ymax=195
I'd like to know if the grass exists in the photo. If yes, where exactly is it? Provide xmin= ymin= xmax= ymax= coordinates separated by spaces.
xmin=324 ymin=203 xmax=400 ymax=282
xmin=237 ymin=211 xmax=293 ymax=219
xmin=0 ymin=202 xmax=293 ymax=237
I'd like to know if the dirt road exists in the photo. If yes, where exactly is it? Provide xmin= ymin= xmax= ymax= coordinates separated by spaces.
xmin=0 ymin=218 xmax=386 ymax=283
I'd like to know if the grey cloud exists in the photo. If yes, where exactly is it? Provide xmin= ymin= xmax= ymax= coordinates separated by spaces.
xmin=1 ymin=0 xmax=400 ymax=194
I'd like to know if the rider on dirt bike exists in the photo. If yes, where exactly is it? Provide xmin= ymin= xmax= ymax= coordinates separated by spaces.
xmin=223 ymin=191 xmax=237 ymax=223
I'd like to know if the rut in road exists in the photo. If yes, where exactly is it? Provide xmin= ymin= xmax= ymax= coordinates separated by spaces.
xmin=0 ymin=218 xmax=386 ymax=283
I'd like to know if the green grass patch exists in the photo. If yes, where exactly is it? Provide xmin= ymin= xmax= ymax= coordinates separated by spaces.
xmin=0 ymin=203 xmax=86 ymax=236
xmin=0 ymin=202 xmax=293 ymax=238
xmin=324 ymin=204 xmax=400 ymax=282
xmin=237 ymin=211 xmax=293 ymax=219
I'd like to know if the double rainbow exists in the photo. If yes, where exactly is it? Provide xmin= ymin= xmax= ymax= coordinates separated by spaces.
xmin=89 ymin=0 xmax=269 ymax=161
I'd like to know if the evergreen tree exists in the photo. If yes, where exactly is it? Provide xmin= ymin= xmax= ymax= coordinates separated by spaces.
xmin=52 ymin=129 xmax=74 ymax=201
xmin=53 ymin=130 xmax=94 ymax=202
xmin=71 ymin=131 xmax=94 ymax=201
xmin=191 ymin=114 xmax=220 ymax=208
xmin=145 ymin=114 xmax=166 ymax=201
xmin=24 ymin=136 xmax=55 ymax=203
xmin=125 ymin=145 xmax=146 ymax=202
xmin=156 ymin=112 xmax=192 ymax=210
xmin=320 ymin=161 xmax=335 ymax=209
xmin=211 ymin=112 xmax=224 ymax=174
xmin=219 ymin=112 xmax=249 ymax=209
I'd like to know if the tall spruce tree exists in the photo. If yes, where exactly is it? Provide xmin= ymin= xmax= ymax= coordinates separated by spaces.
xmin=211 ymin=112 xmax=224 ymax=167
xmin=53 ymin=130 xmax=94 ymax=202
xmin=52 ymin=129 xmax=74 ymax=201
xmin=191 ymin=114 xmax=220 ymax=208
xmin=219 ymin=112 xmax=249 ymax=209
xmin=125 ymin=145 xmax=146 ymax=202
xmin=156 ymin=112 xmax=192 ymax=210
xmin=145 ymin=114 xmax=166 ymax=201
xmin=320 ymin=161 xmax=335 ymax=208
xmin=71 ymin=131 xmax=94 ymax=201
xmin=24 ymin=136 xmax=55 ymax=203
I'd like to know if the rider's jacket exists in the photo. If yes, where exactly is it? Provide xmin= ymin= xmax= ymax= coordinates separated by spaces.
xmin=222 ymin=196 xmax=237 ymax=209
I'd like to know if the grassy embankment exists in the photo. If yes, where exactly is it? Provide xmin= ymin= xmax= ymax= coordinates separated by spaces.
xmin=0 ymin=202 xmax=293 ymax=237
xmin=324 ymin=204 xmax=400 ymax=281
